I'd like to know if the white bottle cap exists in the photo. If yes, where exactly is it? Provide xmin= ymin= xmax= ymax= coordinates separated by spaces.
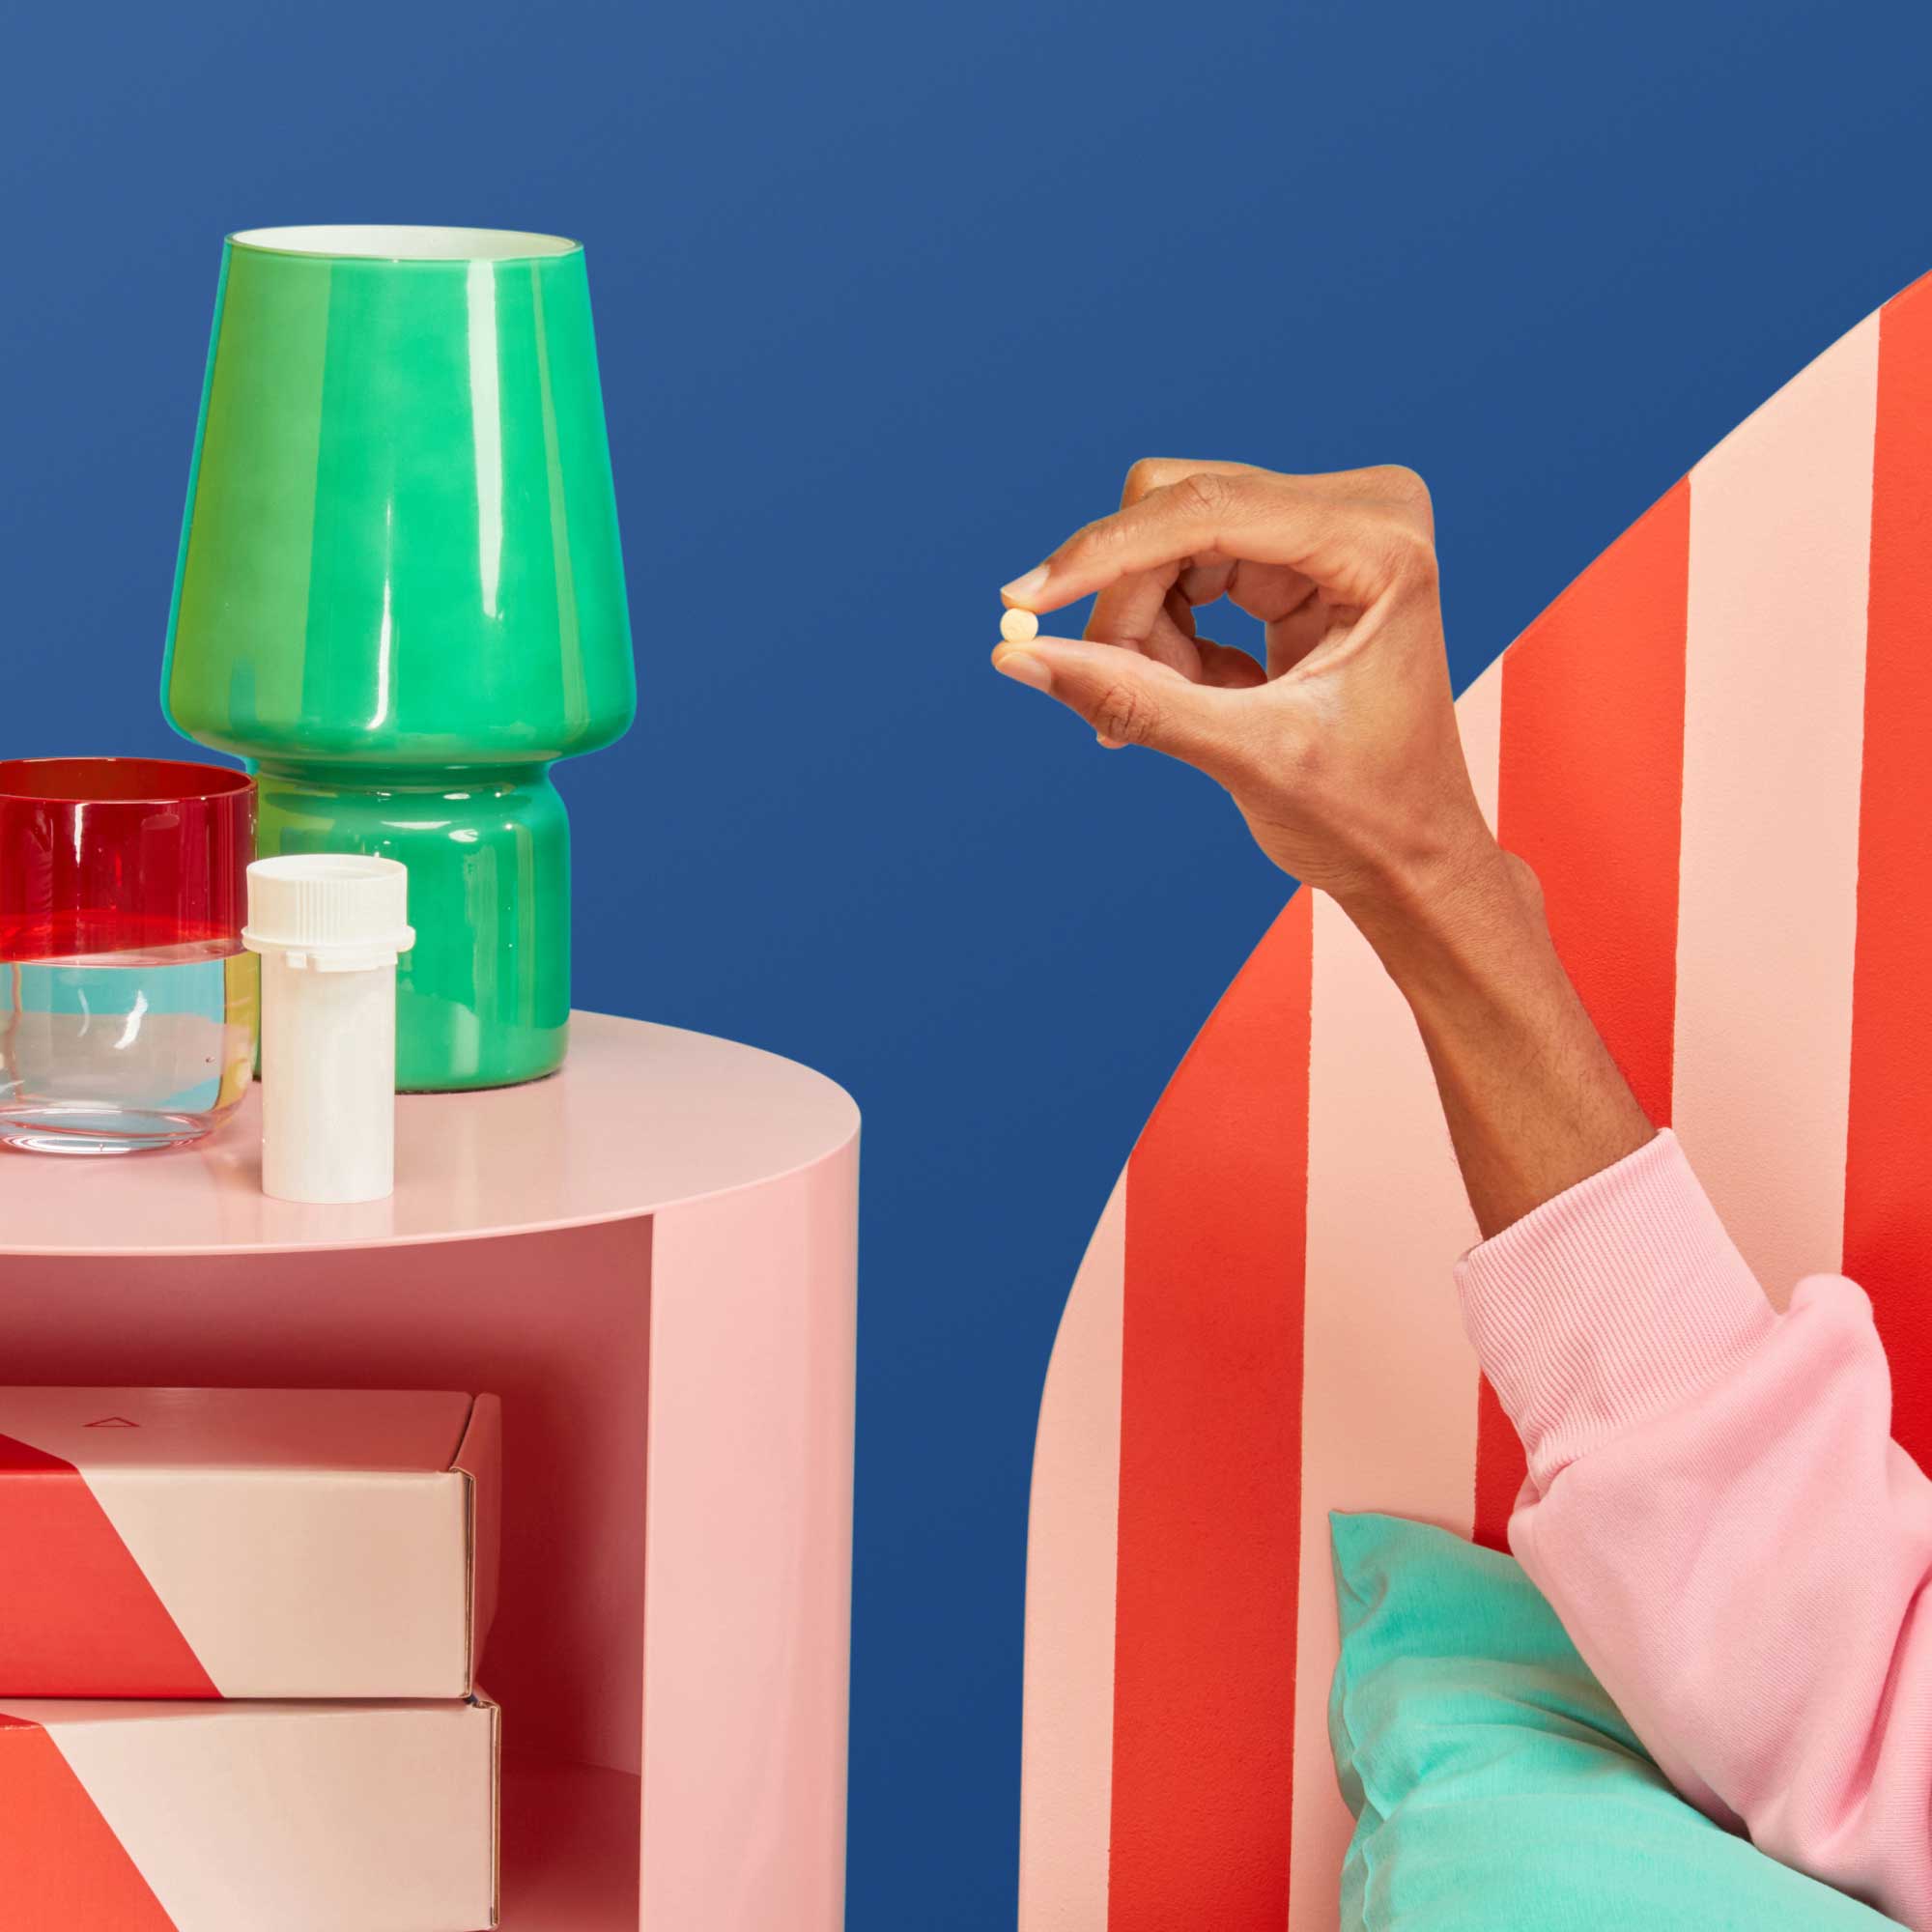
xmin=242 ymin=855 xmax=415 ymax=973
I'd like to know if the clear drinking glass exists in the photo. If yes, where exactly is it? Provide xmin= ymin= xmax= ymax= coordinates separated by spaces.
xmin=0 ymin=757 xmax=258 ymax=1153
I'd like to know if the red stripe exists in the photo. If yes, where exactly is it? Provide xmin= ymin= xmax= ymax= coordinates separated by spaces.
xmin=0 ymin=1719 xmax=178 ymax=1927
xmin=1844 ymin=272 xmax=1932 ymax=1471
xmin=1478 ymin=479 xmax=1690 ymax=1546
xmin=1109 ymin=890 xmax=1312 ymax=1931
xmin=0 ymin=1433 xmax=218 ymax=1698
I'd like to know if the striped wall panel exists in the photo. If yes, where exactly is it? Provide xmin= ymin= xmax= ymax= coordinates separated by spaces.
xmin=1020 ymin=266 xmax=1932 ymax=1931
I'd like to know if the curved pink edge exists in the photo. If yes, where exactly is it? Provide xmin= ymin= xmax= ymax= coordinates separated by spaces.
xmin=1019 ymin=1168 xmax=1126 ymax=1931
xmin=1673 ymin=313 xmax=1878 ymax=1300
xmin=0 ymin=1011 xmax=861 ymax=1260
xmin=640 ymin=1132 xmax=859 ymax=1932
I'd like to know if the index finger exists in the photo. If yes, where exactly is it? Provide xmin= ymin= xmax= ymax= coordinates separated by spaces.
xmin=1083 ymin=458 xmax=1264 ymax=643
xmin=1116 ymin=455 xmax=1267 ymax=510
xmin=1003 ymin=468 xmax=1431 ymax=616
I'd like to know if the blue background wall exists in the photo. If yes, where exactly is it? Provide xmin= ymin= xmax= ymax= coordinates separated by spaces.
xmin=8 ymin=2 xmax=1930 ymax=1919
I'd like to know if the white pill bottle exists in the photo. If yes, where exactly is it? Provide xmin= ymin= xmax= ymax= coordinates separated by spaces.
xmin=242 ymin=855 xmax=415 ymax=1205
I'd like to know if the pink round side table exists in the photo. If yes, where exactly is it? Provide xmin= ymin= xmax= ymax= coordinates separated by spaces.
xmin=0 ymin=1010 xmax=860 ymax=1932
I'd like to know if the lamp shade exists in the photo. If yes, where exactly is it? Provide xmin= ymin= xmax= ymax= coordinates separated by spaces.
xmin=162 ymin=225 xmax=637 ymax=1090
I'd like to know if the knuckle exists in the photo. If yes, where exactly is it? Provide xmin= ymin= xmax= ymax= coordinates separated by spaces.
xmin=1092 ymin=677 xmax=1159 ymax=747
xmin=1367 ymin=463 xmax=1432 ymax=513
xmin=1170 ymin=469 xmax=1236 ymax=523
xmin=1122 ymin=457 xmax=1169 ymax=501
xmin=1398 ymin=527 xmax=1441 ymax=590
xmin=1376 ymin=518 xmax=1438 ymax=592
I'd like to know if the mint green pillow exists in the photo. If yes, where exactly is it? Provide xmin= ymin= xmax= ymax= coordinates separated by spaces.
xmin=1327 ymin=1512 xmax=1901 ymax=1930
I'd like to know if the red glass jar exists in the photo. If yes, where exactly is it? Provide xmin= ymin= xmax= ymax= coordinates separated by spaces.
xmin=0 ymin=757 xmax=258 ymax=1153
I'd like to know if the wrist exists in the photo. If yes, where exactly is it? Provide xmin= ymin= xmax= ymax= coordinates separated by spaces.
xmin=1335 ymin=825 xmax=1527 ymax=955
xmin=1335 ymin=836 xmax=1560 ymax=1028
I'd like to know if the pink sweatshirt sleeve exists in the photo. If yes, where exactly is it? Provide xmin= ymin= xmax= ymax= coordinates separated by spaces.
xmin=1458 ymin=1128 xmax=1932 ymax=1926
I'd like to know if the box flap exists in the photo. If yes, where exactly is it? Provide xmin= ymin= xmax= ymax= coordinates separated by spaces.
xmin=454 ymin=1395 xmax=504 ymax=1687
xmin=0 ymin=1388 xmax=475 ymax=1474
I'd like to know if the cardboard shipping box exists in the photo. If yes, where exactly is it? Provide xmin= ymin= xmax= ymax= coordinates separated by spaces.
xmin=0 ymin=1692 xmax=499 ymax=1930
xmin=0 ymin=1387 xmax=501 ymax=1698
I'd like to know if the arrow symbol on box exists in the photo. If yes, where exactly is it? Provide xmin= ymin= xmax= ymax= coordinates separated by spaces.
xmin=84 ymin=1416 xmax=139 ymax=1429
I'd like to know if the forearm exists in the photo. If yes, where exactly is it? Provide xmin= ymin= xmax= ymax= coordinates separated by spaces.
xmin=1350 ymin=838 xmax=1932 ymax=1919
xmin=1453 ymin=1133 xmax=1932 ymax=1925
xmin=998 ymin=459 xmax=1932 ymax=1923
xmin=1339 ymin=833 xmax=1654 ymax=1239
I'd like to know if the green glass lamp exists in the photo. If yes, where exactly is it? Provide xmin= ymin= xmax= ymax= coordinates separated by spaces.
xmin=162 ymin=225 xmax=636 ymax=1091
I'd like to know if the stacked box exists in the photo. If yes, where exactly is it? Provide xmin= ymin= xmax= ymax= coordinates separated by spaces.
xmin=0 ymin=1388 xmax=502 ymax=1930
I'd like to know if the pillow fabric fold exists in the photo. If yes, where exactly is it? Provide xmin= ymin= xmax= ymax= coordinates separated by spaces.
xmin=1326 ymin=1511 xmax=1900 ymax=1930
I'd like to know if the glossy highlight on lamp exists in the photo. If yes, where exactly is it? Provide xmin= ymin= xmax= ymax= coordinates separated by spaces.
xmin=162 ymin=224 xmax=637 ymax=1091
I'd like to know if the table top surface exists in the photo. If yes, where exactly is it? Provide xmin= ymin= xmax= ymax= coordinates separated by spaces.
xmin=0 ymin=1011 xmax=858 ymax=1258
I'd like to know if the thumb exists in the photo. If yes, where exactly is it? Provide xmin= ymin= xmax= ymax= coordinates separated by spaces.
xmin=991 ymin=637 xmax=1247 ymax=777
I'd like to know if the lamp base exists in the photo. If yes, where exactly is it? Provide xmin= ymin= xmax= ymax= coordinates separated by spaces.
xmin=251 ymin=763 xmax=569 ymax=1092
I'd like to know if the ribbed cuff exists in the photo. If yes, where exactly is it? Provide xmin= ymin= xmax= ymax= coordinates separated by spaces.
xmin=1456 ymin=1129 xmax=1777 ymax=1492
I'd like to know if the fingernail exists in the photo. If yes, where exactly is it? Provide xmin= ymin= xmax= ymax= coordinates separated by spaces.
xmin=992 ymin=647 xmax=1053 ymax=693
xmin=1000 ymin=565 xmax=1050 ymax=605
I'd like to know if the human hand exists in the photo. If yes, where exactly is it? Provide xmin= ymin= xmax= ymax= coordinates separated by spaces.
xmin=992 ymin=459 xmax=1499 ymax=914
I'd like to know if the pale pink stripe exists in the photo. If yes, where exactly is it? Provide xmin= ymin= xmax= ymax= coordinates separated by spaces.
xmin=1019 ymin=1170 xmax=1128 ymax=1932
xmin=1674 ymin=318 xmax=1878 ymax=1305
xmin=1288 ymin=667 xmax=1497 ymax=1927
xmin=1460 ymin=658 xmax=1505 ymax=833
xmin=641 ymin=1138 xmax=858 ymax=1932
